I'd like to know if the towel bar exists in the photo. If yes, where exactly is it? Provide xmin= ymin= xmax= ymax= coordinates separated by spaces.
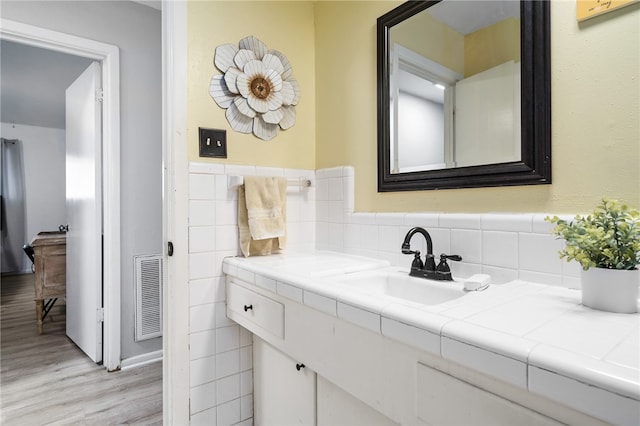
xmin=227 ymin=175 xmax=312 ymax=189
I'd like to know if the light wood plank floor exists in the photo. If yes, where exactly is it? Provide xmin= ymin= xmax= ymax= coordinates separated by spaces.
xmin=1 ymin=273 xmax=162 ymax=425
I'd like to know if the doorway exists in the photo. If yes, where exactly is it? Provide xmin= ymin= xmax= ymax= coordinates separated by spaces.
xmin=0 ymin=19 xmax=122 ymax=368
xmin=1 ymin=0 xmax=164 ymax=373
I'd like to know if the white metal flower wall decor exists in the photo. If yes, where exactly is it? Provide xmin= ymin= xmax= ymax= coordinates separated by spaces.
xmin=209 ymin=36 xmax=301 ymax=141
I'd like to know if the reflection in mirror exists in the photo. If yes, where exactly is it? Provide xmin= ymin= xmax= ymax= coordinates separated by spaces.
xmin=391 ymin=0 xmax=520 ymax=173
xmin=378 ymin=0 xmax=551 ymax=191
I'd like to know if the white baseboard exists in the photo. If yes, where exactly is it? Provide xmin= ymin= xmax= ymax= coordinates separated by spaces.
xmin=120 ymin=349 xmax=163 ymax=370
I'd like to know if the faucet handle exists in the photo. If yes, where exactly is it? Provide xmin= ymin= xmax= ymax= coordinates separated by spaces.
xmin=441 ymin=254 xmax=462 ymax=262
xmin=436 ymin=253 xmax=462 ymax=274
xmin=410 ymin=251 xmax=424 ymax=270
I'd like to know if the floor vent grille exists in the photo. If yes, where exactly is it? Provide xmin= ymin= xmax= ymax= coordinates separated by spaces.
xmin=134 ymin=254 xmax=163 ymax=341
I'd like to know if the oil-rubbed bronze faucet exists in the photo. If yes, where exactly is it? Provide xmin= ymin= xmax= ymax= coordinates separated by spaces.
xmin=401 ymin=227 xmax=461 ymax=281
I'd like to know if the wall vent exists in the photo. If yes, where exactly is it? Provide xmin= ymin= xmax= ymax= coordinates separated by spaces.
xmin=134 ymin=254 xmax=163 ymax=341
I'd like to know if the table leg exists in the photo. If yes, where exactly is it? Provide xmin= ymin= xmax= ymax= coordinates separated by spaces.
xmin=35 ymin=299 xmax=44 ymax=334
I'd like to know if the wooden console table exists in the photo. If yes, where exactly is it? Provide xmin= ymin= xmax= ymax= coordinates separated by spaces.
xmin=31 ymin=232 xmax=66 ymax=334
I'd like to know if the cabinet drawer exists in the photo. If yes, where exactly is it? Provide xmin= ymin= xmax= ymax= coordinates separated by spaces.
xmin=227 ymin=280 xmax=284 ymax=339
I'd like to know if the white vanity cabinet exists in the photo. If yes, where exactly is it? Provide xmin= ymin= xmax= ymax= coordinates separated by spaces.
xmin=253 ymin=336 xmax=316 ymax=426
xmin=226 ymin=275 xmax=606 ymax=426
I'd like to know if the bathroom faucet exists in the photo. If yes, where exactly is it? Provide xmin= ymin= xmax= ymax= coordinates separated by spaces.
xmin=401 ymin=227 xmax=461 ymax=281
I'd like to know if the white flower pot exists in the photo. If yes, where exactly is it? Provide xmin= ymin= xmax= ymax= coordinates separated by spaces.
xmin=581 ymin=268 xmax=640 ymax=314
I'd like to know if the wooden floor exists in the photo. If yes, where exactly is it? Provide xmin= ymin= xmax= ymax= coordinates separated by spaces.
xmin=0 ymin=273 xmax=162 ymax=425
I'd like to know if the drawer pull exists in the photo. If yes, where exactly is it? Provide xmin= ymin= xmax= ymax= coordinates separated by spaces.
xmin=244 ymin=304 xmax=253 ymax=312
xmin=296 ymin=363 xmax=305 ymax=371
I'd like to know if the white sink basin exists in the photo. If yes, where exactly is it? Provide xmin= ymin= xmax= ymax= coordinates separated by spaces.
xmin=332 ymin=268 xmax=467 ymax=306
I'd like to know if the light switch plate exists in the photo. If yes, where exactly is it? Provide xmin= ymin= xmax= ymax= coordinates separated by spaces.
xmin=199 ymin=127 xmax=227 ymax=158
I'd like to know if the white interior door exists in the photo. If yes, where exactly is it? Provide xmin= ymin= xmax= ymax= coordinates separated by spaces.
xmin=454 ymin=60 xmax=521 ymax=168
xmin=65 ymin=61 xmax=103 ymax=363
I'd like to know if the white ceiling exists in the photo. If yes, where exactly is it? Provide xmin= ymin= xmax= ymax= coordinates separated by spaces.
xmin=1 ymin=40 xmax=93 ymax=129
xmin=428 ymin=0 xmax=520 ymax=35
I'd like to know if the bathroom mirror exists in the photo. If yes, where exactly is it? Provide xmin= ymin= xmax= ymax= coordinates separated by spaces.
xmin=377 ymin=0 xmax=550 ymax=191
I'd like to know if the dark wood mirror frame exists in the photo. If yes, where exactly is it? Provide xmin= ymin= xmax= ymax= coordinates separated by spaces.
xmin=377 ymin=0 xmax=551 ymax=192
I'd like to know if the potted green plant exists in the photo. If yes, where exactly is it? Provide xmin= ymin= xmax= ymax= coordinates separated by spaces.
xmin=546 ymin=198 xmax=640 ymax=313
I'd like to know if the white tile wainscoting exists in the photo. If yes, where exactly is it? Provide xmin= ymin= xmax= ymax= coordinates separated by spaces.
xmin=187 ymin=162 xmax=580 ymax=425
xmin=187 ymin=162 xmax=316 ymax=425
xmin=315 ymin=166 xmax=580 ymax=290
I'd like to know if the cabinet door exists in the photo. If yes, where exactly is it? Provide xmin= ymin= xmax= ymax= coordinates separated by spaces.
xmin=417 ymin=363 xmax=562 ymax=425
xmin=254 ymin=336 xmax=316 ymax=425
xmin=317 ymin=375 xmax=398 ymax=426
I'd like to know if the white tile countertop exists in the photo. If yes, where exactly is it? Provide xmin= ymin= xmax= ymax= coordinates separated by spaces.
xmin=223 ymin=251 xmax=640 ymax=425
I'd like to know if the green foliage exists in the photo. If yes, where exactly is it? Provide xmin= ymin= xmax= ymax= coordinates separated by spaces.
xmin=545 ymin=199 xmax=640 ymax=271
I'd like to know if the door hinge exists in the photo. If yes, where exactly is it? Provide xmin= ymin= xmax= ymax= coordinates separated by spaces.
xmin=97 ymin=307 xmax=105 ymax=322
xmin=96 ymin=89 xmax=104 ymax=103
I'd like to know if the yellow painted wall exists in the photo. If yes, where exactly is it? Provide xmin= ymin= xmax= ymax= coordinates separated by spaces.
xmin=390 ymin=8 xmax=464 ymax=75
xmin=314 ymin=0 xmax=639 ymax=213
xmin=187 ymin=1 xmax=316 ymax=170
xmin=188 ymin=1 xmax=639 ymax=213
xmin=464 ymin=17 xmax=520 ymax=77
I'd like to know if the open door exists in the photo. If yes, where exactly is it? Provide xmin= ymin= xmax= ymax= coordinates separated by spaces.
xmin=65 ymin=61 xmax=103 ymax=363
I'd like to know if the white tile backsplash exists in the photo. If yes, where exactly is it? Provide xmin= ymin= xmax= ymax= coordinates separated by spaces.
xmin=190 ymin=303 xmax=216 ymax=334
xmin=189 ymin=252 xmax=218 ymax=280
xmin=215 ymin=349 xmax=241 ymax=380
xmin=215 ymin=301 xmax=235 ymax=328
xmin=481 ymin=265 xmax=519 ymax=284
xmin=255 ymin=166 xmax=285 ymax=177
xmin=191 ymin=355 xmax=217 ymax=387
xmin=328 ymin=200 xmax=345 ymax=223
xmin=187 ymin=163 xmax=589 ymax=423
xmin=519 ymin=270 xmax=563 ymax=287
xmin=189 ymin=164 xmax=325 ymax=422
xmin=328 ymin=177 xmax=344 ymax=201
xmin=214 ymin=225 xmax=239 ymax=252
xmin=190 ymin=200 xmax=216 ymax=226
xmin=216 ymin=397 xmax=241 ymax=426
xmin=189 ymin=226 xmax=216 ymax=253
xmin=240 ymin=394 xmax=253 ymax=421
xmin=439 ymin=213 xmax=481 ymax=230
xmin=190 ymin=330 xmax=217 ymax=360
xmin=239 ymin=346 xmax=253 ymax=372
xmin=191 ymin=381 xmax=218 ymax=415
xmin=377 ymin=225 xmax=400 ymax=253
xmin=240 ymin=370 xmax=253 ymax=396
xmin=376 ymin=213 xmax=405 ymax=226
xmin=482 ymin=231 xmax=519 ymax=269
xmin=216 ymin=374 xmax=241 ymax=405
xmin=216 ymin=325 xmax=240 ymax=354
xmin=404 ymin=213 xmax=440 ymax=228
xmin=481 ymin=213 xmax=533 ymax=232
xmin=189 ymin=173 xmax=217 ymax=200
xmin=190 ymin=407 xmax=217 ymax=426
xmin=190 ymin=277 xmax=222 ymax=306
xmin=450 ymin=229 xmax=481 ymax=264
xmin=215 ymin=199 xmax=238 ymax=226
xmin=518 ymin=233 xmax=563 ymax=274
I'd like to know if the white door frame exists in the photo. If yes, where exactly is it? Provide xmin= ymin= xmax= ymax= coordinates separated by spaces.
xmin=162 ymin=1 xmax=190 ymax=423
xmin=0 ymin=19 xmax=122 ymax=371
